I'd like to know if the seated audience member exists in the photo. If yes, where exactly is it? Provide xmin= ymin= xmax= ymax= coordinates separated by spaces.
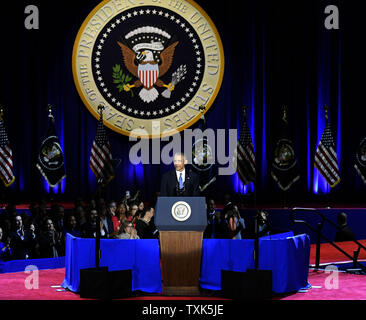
xmin=63 ymin=215 xmax=82 ymax=238
xmin=232 ymin=205 xmax=246 ymax=239
xmin=52 ymin=204 xmax=65 ymax=233
xmin=115 ymin=220 xmax=140 ymax=239
xmin=135 ymin=207 xmax=158 ymax=239
xmin=38 ymin=218 xmax=62 ymax=258
xmin=204 ymin=198 xmax=228 ymax=239
xmin=99 ymin=204 xmax=114 ymax=238
xmin=9 ymin=215 xmax=32 ymax=260
xmin=125 ymin=202 xmax=138 ymax=224
xmin=108 ymin=201 xmax=120 ymax=232
xmin=116 ymin=201 xmax=128 ymax=223
xmin=26 ymin=221 xmax=39 ymax=259
xmin=335 ymin=212 xmax=355 ymax=242
xmin=135 ymin=201 xmax=144 ymax=219
xmin=0 ymin=227 xmax=12 ymax=262
xmin=138 ymin=201 xmax=144 ymax=212
xmin=257 ymin=210 xmax=271 ymax=237
xmin=226 ymin=210 xmax=238 ymax=240
xmin=81 ymin=209 xmax=106 ymax=238
xmin=74 ymin=205 xmax=87 ymax=228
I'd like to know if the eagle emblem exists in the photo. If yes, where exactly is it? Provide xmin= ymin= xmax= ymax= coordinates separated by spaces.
xmin=117 ymin=26 xmax=181 ymax=103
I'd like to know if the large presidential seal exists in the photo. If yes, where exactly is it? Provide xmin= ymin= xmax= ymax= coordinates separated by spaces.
xmin=73 ymin=0 xmax=224 ymax=138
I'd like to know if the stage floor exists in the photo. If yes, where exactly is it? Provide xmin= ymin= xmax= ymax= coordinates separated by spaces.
xmin=0 ymin=267 xmax=365 ymax=300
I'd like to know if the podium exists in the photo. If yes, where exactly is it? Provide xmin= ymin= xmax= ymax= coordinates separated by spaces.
xmin=155 ymin=197 xmax=207 ymax=296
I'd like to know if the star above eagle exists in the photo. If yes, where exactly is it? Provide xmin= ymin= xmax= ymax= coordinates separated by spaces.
xmin=117 ymin=40 xmax=179 ymax=103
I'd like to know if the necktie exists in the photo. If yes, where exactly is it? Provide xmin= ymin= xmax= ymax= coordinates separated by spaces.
xmin=179 ymin=173 xmax=183 ymax=189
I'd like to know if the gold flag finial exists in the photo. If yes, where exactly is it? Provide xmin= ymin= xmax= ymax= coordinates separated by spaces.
xmin=98 ymin=104 xmax=105 ymax=116
xmin=47 ymin=104 xmax=55 ymax=122
xmin=48 ymin=104 xmax=55 ymax=114
xmin=323 ymin=105 xmax=329 ymax=122
xmin=242 ymin=106 xmax=249 ymax=117
xmin=282 ymin=105 xmax=288 ymax=124
xmin=0 ymin=105 xmax=4 ymax=120
xmin=199 ymin=105 xmax=206 ymax=121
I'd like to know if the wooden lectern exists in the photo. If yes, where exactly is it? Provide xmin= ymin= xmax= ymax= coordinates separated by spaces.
xmin=155 ymin=197 xmax=207 ymax=296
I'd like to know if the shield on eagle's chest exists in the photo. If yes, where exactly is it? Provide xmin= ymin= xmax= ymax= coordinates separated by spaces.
xmin=138 ymin=63 xmax=159 ymax=89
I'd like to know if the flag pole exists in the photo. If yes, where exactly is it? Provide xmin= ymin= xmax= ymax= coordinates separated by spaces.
xmin=47 ymin=104 xmax=56 ymax=200
xmin=323 ymin=105 xmax=332 ymax=209
xmin=95 ymin=104 xmax=106 ymax=269
xmin=0 ymin=106 xmax=8 ymax=206
xmin=96 ymin=104 xmax=106 ymax=201
xmin=282 ymin=105 xmax=288 ymax=209
xmin=242 ymin=105 xmax=256 ymax=209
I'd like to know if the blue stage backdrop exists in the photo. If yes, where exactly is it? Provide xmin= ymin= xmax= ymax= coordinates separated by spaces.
xmin=2 ymin=0 xmax=365 ymax=206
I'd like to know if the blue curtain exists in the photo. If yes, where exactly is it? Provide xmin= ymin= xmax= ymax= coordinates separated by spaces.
xmin=2 ymin=0 xmax=364 ymax=206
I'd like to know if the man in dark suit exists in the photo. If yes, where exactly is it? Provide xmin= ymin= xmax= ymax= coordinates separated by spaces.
xmin=160 ymin=152 xmax=200 ymax=197
xmin=335 ymin=212 xmax=355 ymax=242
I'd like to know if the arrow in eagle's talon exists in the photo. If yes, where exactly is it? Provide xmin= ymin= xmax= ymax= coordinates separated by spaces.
xmin=164 ymin=83 xmax=175 ymax=91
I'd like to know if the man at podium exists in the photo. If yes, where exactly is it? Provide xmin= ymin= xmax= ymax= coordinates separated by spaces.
xmin=160 ymin=152 xmax=200 ymax=197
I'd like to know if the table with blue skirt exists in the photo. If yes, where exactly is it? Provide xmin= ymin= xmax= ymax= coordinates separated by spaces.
xmin=61 ymin=232 xmax=310 ymax=294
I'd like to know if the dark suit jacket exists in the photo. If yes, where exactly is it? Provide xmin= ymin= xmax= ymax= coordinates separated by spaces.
xmin=9 ymin=229 xmax=32 ymax=260
xmin=335 ymin=225 xmax=355 ymax=242
xmin=160 ymin=169 xmax=200 ymax=197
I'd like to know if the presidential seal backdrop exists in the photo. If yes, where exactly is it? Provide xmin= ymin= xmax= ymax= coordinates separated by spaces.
xmin=72 ymin=0 xmax=224 ymax=138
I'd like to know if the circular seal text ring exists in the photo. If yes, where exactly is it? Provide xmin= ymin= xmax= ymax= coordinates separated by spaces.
xmin=72 ymin=0 xmax=224 ymax=139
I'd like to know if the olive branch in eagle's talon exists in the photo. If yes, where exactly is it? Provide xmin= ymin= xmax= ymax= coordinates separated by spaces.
xmin=112 ymin=64 xmax=134 ymax=97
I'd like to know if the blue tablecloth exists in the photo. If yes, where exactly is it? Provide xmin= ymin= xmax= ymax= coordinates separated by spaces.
xmin=61 ymin=232 xmax=310 ymax=294
xmin=61 ymin=234 xmax=163 ymax=293
xmin=200 ymin=232 xmax=311 ymax=293
xmin=0 ymin=257 xmax=65 ymax=274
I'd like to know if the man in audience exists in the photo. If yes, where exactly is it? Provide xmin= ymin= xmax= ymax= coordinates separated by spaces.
xmin=99 ymin=204 xmax=114 ymax=238
xmin=52 ymin=205 xmax=65 ymax=234
xmin=335 ymin=212 xmax=355 ymax=242
xmin=135 ymin=207 xmax=158 ymax=239
xmin=204 ymin=198 xmax=225 ymax=239
xmin=39 ymin=218 xmax=62 ymax=258
xmin=9 ymin=215 xmax=32 ymax=260
xmin=81 ymin=209 xmax=106 ymax=238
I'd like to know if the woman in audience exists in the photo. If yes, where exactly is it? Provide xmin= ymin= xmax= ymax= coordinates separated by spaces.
xmin=116 ymin=201 xmax=128 ymax=223
xmin=63 ymin=215 xmax=82 ymax=238
xmin=115 ymin=220 xmax=140 ymax=239
xmin=125 ymin=203 xmax=138 ymax=225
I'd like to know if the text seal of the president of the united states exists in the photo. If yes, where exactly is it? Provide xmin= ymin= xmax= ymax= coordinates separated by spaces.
xmin=73 ymin=0 xmax=224 ymax=138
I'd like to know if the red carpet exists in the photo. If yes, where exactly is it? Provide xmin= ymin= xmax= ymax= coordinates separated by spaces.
xmin=277 ymin=270 xmax=366 ymax=300
xmin=0 ymin=267 xmax=365 ymax=300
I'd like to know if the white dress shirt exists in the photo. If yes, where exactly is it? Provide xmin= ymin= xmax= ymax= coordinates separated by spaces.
xmin=176 ymin=169 xmax=186 ymax=184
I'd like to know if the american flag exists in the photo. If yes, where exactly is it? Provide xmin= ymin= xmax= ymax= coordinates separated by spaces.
xmin=235 ymin=112 xmax=256 ymax=186
xmin=90 ymin=114 xmax=115 ymax=185
xmin=0 ymin=117 xmax=15 ymax=187
xmin=314 ymin=119 xmax=340 ymax=187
